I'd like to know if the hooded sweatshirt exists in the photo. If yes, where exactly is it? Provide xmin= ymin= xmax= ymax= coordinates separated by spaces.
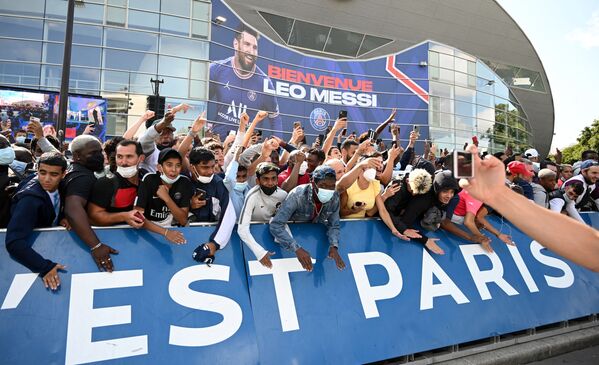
xmin=5 ymin=176 xmax=59 ymax=276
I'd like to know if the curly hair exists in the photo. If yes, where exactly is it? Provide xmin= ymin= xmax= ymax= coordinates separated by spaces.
xmin=408 ymin=168 xmax=432 ymax=195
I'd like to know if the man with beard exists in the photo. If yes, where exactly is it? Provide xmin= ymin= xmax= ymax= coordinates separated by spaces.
xmin=63 ymin=135 xmax=119 ymax=272
xmin=138 ymin=104 xmax=189 ymax=173
xmin=209 ymin=23 xmax=280 ymax=137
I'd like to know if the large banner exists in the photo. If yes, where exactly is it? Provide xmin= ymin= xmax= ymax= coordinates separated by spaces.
xmin=208 ymin=0 xmax=430 ymax=143
xmin=1 ymin=216 xmax=599 ymax=364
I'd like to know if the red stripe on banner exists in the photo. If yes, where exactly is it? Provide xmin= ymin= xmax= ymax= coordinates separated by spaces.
xmin=386 ymin=55 xmax=429 ymax=103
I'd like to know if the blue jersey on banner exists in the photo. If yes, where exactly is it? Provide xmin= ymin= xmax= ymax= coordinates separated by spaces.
xmin=209 ymin=57 xmax=281 ymax=137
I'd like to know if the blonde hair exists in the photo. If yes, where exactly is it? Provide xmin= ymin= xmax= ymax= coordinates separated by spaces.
xmin=408 ymin=168 xmax=432 ymax=195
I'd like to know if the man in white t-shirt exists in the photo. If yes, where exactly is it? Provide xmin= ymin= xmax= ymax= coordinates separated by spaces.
xmin=237 ymin=162 xmax=287 ymax=268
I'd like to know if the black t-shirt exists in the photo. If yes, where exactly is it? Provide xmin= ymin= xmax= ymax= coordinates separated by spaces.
xmin=90 ymin=173 xmax=140 ymax=213
xmin=135 ymin=173 xmax=193 ymax=226
xmin=63 ymin=163 xmax=96 ymax=202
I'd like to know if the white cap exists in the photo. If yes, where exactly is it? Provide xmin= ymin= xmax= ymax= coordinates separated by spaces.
xmin=524 ymin=148 xmax=539 ymax=158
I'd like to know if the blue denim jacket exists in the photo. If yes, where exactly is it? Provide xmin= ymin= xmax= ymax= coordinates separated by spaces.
xmin=269 ymin=183 xmax=340 ymax=252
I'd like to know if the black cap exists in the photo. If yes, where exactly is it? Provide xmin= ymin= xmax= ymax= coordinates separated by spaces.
xmin=158 ymin=147 xmax=182 ymax=164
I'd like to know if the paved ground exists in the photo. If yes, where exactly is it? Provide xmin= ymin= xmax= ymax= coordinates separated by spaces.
xmin=526 ymin=344 xmax=599 ymax=364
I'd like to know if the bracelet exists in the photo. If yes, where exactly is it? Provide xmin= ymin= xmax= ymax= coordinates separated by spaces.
xmin=90 ymin=243 xmax=102 ymax=251
xmin=188 ymin=130 xmax=198 ymax=137
xmin=164 ymin=229 xmax=169 ymax=237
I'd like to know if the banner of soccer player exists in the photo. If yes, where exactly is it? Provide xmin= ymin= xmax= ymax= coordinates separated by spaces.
xmin=208 ymin=0 xmax=430 ymax=144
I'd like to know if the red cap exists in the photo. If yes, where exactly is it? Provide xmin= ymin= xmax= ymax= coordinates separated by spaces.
xmin=507 ymin=161 xmax=533 ymax=177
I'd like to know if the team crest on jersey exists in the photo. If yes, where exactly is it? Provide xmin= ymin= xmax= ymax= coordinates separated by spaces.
xmin=247 ymin=90 xmax=257 ymax=101
xmin=309 ymin=108 xmax=330 ymax=132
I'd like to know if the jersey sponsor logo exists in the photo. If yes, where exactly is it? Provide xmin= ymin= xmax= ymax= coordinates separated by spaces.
xmin=309 ymin=108 xmax=330 ymax=132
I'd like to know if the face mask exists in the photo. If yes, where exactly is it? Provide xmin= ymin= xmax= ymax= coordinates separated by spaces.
xmin=15 ymin=136 xmax=26 ymax=144
xmin=94 ymin=170 xmax=106 ymax=179
xmin=9 ymin=159 xmax=28 ymax=174
xmin=193 ymin=166 xmax=214 ymax=184
xmin=533 ymin=162 xmax=540 ymax=170
xmin=84 ymin=153 xmax=105 ymax=172
xmin=316 ymin=187 xmax=335 ymax=203
xmin=363 ymin=168 xmax=377 ymax=182
xmin=0 ymin=147 xmax=15 ymax=165
xmin=160 ymin=173 xmax=180 ymax=185
xmin=234 ymin=181 xmax=248 ymax=192
xmin=298 ymin=161 xmax=308 ymax=175
xmin=117 ymin=165 xmax=138 ymax=178
xmin=260 ymin=185 xmax=277 ymax=196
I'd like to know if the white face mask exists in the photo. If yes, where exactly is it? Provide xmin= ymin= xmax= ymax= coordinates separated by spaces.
xmin=193 ymin=166 xmax=214 ymax=184
xmin=298 ymin=161 xmax=308 ymax=175
xmin=363 ymin=168 xmax=377 ymax=182
xmin=316 ymin=187 xmax=335 ymax=203
xmin=117 ymin=165 xmax=138 ymax=178
xmin=160 ymin=173 xmax=180 ymax=185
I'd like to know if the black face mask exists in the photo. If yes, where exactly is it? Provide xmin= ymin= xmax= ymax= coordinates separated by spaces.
xmin=84 ymin=153 xmax=105 ymax=172
xmin=260 ymin=185 xmax=277 ymax=196
xmin=156 ymin=144 xmax=169 ymax=151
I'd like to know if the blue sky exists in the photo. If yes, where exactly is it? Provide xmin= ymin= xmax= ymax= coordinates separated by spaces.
xmin=497 ymin=0 xmax=599 ymax=151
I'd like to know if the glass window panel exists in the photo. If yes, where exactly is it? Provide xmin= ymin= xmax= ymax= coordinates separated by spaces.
xmin=45 ymin=0 xmax=68 ymax=20
xmin=158 ymin=56 xmax=188 ymax=78
xmin=105 ymin=28 xmax=158 ymax=52
xmin=0 ymin=16 xmax=43 ymax=39
xmin=0 ymin=0 xmax=44 ymax=17
xmin=104 ymin=49 xmax=157 ymax=73
xmin=468 ymin=75 xmax=476 ymax=88
xmin=455 ymin=86 xmax=475 ymax=103
xmin=455 ymin=129 xmax=472 ymax=147
xmin=107 ymin=0 xmax=126 ymax=6
xmin=429 ymin=66 xmax=439 ymax=80
xmin=428 ymin=51 xmax=439 ymax=67
xmin=0 ymin=62 xmax=40 ymax=86
xmin=41 ymin=65 xmax=100 ymax=92
xmin=429 ymin=126 xmax=455 ymax=150
xmin=161 ymin=15 xmax=189 ymax=36
xmin=529 ymin=74 xmax=545 ymax=92
xmin=439 ymin=68 xmax=454 ymax=83
xmin=358 ymin=35 xmax=392 ymax=56
xmin=476 ymin=76 xmax=494 ymax=93
xmin=494 ymin=78 xmax=509 ymax=100
xmin=129 ymin=0 xmax=160 ymax=12
xmin=192 ymin=20 xmax=209 ymax=39
xmin=162 ymin=0 xmax=191 ymax=17
xmin=476 ymin=105 xmax=494 ymax=122
xmin=73 ymin=2 xmax=104 ymax=24
xmin=455 ymin=115 xmax=475 ymax=132
xmin=455 ymin=57 xmax=467 ymax=74
xmin=0 ymin=39 xmax=41 ymax=62
xmin=429 ymin=81 xmax=453 ymax=99
xmin=495 ymin=98 xmax=508 ymax=112
xmin=467 ymin=61 xmax=476 ymax=76
xmin=477 ymin=119 xmax=495 ymax=135
xmin=102 ymin=70 xmax=153 ymax=94
xmin=193 ymin=1 xmax=210 ymax=20
xmin=45 ymin=21 xmax=65 ymax=42
xmin=288 ymin=20 xmax=329 ymax=50
xmin=455 ymin=71 xmax=468 ymax=87
xmin=106 ymin=6 xmax=126 ymax=26
xmin=476 ymin=60 xmax=495 ymax=81
xmin=190 ymin=60 xmax=207 ymax=80
xmin=159 ymin=77 xmax=189 ymax=99
xmin=455 ymin=50 xmax=475 ymax=62
xmin=455 ymin=101 xmax=475 ymax=118
xmin=160 ymin=35 xmax=208 ymax=60
xmin=260 ymin=12 xmax=294 ymax=42
xmin=324 ymin=28 xmax=363 ymax=57
xmin=429 ymin=43 xmax=453 ymax=55
xmin=190 ymin=80 xmax=207 ymax=99
xmin=128 ymin=10 xmax=160 ymax=32
xmin=439 ymin=53 xmax=453 ymax=69
xmin=43 ymin=43 xmax=102 ymax=68
xmin=73 ymin=24 xmax=103 ymax=46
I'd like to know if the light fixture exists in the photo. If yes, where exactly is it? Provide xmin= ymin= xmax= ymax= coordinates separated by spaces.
xmin=419 ymin=61 xmax=428 ymax=67
xmin=214 ymin=16 xmax=227 ymax=25
xmin=486 ymin=80 xmax=495 ymax=86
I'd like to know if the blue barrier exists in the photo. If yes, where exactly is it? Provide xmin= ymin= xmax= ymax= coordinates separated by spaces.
xmin=1 ymin=215 xmax=599 ymax=365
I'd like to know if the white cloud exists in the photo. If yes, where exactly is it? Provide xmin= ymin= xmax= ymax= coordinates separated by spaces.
xmin=566 ymin=11 xmax=599 ymax=48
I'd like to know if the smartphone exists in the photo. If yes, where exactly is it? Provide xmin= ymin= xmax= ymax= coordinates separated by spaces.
xmin=325 ymin=125 xmax=332 ymax=134
xmin=453 ymin=151 xmax=474 ymax=179
xmin=472 ymin=136 xmax=479 ymax=145
xmin=293 ymin=121 xmax=302 ymax=130
xmin=229 ymin=130 xmax=236 ymax=136
xmin=367 ymin=129 xmax=375 ymax=141
xmin=412 ymin=124 xmax=419 ymax=133
xmin=338 ymin=110 xmax=347 ymax=119
xmin=134 ymin=210 xmax=146 ymax=222
xmin=317 ymin=134 xmax=325 ymax=145
xmin=194 ymin=188 xmax=206 ymax=200
xmin=92 ymin=109 xmax=100 ymax=127
xmin=341 ymin=128 xmax=347 ymax=137
xmin=388 ymin=124 xmax=393 ymax=133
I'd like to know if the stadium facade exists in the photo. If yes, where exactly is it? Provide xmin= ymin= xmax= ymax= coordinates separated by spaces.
xmin=0 ymin=0 xmax=554 ymax=155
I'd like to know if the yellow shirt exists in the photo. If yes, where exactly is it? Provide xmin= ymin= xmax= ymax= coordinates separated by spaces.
xmin=344 ymin=179 xmax=381 ymax=218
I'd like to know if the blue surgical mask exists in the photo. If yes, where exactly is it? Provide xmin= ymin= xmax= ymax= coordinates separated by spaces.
xmin=234 ymin=181 xmax=248 ymax=192
xmin=15 ymin=136 xmax=26 ymax=144
xmin=9 ymin=159 xmax=28 ymax=174
xmin=316 ymin=187 xmax=335 ymax=203
xmin=0 ymin=147 xmax=15 ymax=165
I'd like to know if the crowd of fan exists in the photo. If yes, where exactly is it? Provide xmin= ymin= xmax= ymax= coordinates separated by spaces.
xmin=1 ymin=105 xmax=598 ymax=290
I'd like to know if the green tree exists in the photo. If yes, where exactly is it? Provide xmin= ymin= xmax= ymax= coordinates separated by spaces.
xmin=560 ymin=119 xmax=599 ymax=164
